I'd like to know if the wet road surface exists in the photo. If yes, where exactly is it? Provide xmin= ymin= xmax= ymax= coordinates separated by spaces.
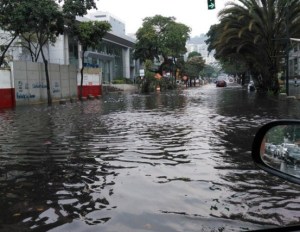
xmin=0 ymin=83 xmax=299 ymax=231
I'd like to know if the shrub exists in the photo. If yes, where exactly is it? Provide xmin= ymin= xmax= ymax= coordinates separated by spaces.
xmin=112 ymin=77 xmax=134 ymax=84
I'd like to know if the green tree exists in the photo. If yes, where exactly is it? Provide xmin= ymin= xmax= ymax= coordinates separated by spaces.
xmin=184 ymin=55 xmax=205 ymax=86
xmin=73 ymin=21 xmax=111 ymax=99
xmin=206 ymin=0 xmax=300 ymax=94
xmin=18 ymin=0 xmax=64 ymax=105
xmin=61 ymin=0 xmax=111 ymax=99
xmin=62 ymin=0 xmax=97 ymax=22
xmin=0 ymin=0 xmax=32 ymax=67
xmin=200 ymin=64 xmax=218 ymax=79
xmin=6 ymin=0 xmax=101 ymax=104
xmin=187 ymin=51 xmax=201 ymax=59
xmin=134 ymin=15 xmax=191 ymax=76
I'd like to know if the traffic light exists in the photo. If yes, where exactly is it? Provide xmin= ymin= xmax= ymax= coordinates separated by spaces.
xmin=207 ymin=0 xmax=215 ymax=10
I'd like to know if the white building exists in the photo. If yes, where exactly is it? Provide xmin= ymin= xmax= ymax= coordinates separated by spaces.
xmin=0 ymin=11 xmax=139 ymax=82
xmin=289 ymin=39 xmax=300 ymax=78
xmin=185 ymin=35 xmax=216 ymax=64
xmin=86 ymin=11 xmax=126 ymax=36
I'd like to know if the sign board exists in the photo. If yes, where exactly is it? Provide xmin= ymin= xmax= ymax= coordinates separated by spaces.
xmin=139 ymin=69 xmax=145 ymax=76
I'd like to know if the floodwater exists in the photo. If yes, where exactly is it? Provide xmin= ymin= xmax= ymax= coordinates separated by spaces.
xmin=0 ymin=83 xmax=299 ymax=232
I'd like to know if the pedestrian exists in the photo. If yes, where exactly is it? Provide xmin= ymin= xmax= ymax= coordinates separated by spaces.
xmin=294 ymin=77 xmax=298 ymax=87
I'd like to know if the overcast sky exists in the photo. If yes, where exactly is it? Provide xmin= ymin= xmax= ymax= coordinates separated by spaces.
xmin=95 ymin=0 xmax=232 ymax=37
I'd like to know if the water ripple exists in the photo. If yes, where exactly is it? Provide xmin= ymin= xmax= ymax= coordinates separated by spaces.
xmin=0 ymin=86 xmax=299 ymax=231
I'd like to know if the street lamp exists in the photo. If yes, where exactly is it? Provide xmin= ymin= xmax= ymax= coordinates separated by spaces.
xmin=285 ymin=2 xmax=290 ymax=96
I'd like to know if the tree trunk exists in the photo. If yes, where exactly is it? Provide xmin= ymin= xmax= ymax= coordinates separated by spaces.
xmin=41 ymin=49 xmax=52 ymax=106
xmin=79 ymin=50 xmax=85 ymax=100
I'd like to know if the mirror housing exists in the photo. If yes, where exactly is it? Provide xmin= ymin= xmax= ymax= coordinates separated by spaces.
xmin=252 ymin=120 xmax=300 ymax=185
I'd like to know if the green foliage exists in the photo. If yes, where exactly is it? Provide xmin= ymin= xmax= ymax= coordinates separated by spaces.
xmin=188 ymin=51 xmax=201 ymax=59
xmin=279 ymin=86 xmax=286 ymax=94
xmin=112 ymin=78 xmax=133 ymax=84
xmin=15 ymin=0 xmax=66 ymax=105
xmin=0 ymin=0 xmax=31 ymax=33
xmin=0 ymin=0 xmax=100 ymax=67
xmin=200 ymin=64 xmax=218 ymax=78
xmin=72 ymin=20 xmax=111 ymax=99
xmin=62 ymin=0 xmax=97 ymax=21
xmin=183 ymin=55 xmax=205 ymax=78
xmin=144 ymin=59 xmax=154 ymax=71
xmin=139 ymin=75 xmax=176 ymax=93
xmin=219 ymin=54 xmax=249 ymax=76
xmin=19 ymin=0 xmax=64 ymax=44
xmin=267 ymin=127 xmax=285 ymax=145
xmin=133 ymin=15 xmax=191 ymax=74
xmin=0 ymin=0 xmax=36 ymax=66
xmin=159 ymin=77 xmax=177 ymax=90
xmin=75 ymin=21 xmax=111 ymax=51
xmin=17 ymin=0 xmax=65 ymax=64
xmin=112 ymin=80 xmax=124 ymax=84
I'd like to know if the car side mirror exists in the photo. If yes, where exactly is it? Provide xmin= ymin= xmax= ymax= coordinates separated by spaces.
xmin=252 ymin=120 xmax=300 ymax=185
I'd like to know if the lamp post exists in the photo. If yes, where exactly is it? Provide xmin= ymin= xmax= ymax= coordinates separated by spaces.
xmin=285 ymin=2 xmax=290 ymax=96
xmin=286 ymin=41 xmax=290 ymax=96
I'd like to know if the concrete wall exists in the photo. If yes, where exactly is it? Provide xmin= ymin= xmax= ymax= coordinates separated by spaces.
xmin=12 ymin=61 xmax=77 ymax=106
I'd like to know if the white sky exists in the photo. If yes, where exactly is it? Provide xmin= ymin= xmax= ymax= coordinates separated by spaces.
xmin=94 ymin=0 xmax=232 ymax=37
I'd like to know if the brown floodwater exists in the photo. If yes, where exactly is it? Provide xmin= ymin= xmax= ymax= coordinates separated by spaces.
xmin=0 ymin=84 xmax=299 ymax=232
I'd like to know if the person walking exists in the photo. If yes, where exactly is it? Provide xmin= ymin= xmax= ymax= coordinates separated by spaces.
xmin=294 ymin=77 xmax=298 ymax=87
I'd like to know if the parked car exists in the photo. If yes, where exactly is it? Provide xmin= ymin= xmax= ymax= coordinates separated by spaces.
xmin=284 ymin=146 xmax=300 ymax=165
xmin=265 ymin=143 xmax=277 ymax=156
xmin=252 ymin=121 xmax=300 ymax=232
xmin=252 ymin=120 xmax=300 ymax=187
xmin=275 ymin=144 xmax=287 ymax=158
xmin=216 ymin=80 xmax=227 ymax=87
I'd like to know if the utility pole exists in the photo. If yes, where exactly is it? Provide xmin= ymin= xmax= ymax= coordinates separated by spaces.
xmin=285 ymin=2 xmax=290 ymax=96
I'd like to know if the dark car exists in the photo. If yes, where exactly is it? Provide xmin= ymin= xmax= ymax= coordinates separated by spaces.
xmin=284 ymin=146 xmax=300 ymax=165
xmin=216 ymin=80 xmax=227 ymax=87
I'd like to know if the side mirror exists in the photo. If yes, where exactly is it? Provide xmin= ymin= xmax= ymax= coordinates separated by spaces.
xmin=252 ymin=120 xmax=300 ymax=185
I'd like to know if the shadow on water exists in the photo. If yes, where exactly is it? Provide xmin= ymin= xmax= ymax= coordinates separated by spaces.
xmin=0 ymin=84 xmax=299 ymax=231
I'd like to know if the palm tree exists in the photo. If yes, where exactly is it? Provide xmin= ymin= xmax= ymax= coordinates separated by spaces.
xmin=206 ymin=0 xmax=300 ymax=93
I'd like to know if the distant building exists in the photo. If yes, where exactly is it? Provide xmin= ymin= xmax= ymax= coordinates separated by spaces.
xmin=73 ymin=11 xmax=139 ymax=83
xmin=289 ymin=39 xmax=300 ymax=79
xmin=85 ymin=11 xmax=126 ymax=36
xmin=185 ymin=34 xmax=215 ymax=64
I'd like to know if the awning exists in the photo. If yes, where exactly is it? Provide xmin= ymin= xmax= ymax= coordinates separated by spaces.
xmin=84 ymin=51 xmax=114 ymax=60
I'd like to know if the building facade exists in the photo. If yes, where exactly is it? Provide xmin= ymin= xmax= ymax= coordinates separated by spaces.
xmin=1 ymin=11 xmax=139 ymax=84
xmin=185 ymin=35 xmax=216 ymax=64
xmin=289 ymin=40 xmax=300 ymax=79
xmin=0 ymin=11 xmax=140 ymax=107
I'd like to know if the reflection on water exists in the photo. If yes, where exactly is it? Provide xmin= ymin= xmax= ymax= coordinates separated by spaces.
xmin=0 ymin=84 xmax=299 ymax=232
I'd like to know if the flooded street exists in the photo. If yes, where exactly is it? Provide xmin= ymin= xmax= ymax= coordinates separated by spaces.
xmin=0 ymin=83 xmax=299 ymax=232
